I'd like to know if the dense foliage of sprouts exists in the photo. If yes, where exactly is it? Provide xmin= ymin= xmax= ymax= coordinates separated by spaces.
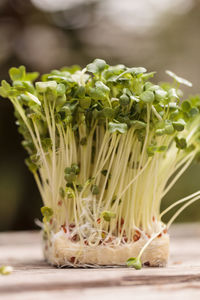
xmin=1 ymin=59 xmax=200 ymax=252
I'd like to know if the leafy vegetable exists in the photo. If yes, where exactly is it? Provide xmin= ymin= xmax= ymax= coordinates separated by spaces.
xmin=1 ymin=60 xmax=200 ymax=268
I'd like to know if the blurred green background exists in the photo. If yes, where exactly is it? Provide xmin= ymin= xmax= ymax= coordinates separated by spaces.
xmin=0 ymin=0 xmax=200 ymax=231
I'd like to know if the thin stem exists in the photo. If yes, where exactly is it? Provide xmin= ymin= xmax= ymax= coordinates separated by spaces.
xmin=160 ymin=190 xmax=200 ymax=219
xmin=166 ymin=194 xmax=200 ymax=229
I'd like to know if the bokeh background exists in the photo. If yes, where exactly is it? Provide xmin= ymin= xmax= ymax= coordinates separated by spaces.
xmin=0 ymin=0 xmax=200 ymax=231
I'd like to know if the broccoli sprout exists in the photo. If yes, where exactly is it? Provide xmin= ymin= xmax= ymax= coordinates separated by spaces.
xmin=0 ymin=266 xmax=13 ymax=275
xmin=1 ymin=60 xmax=200 ymax=267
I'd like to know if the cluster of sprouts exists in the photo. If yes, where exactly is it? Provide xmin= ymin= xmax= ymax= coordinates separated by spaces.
xmin=1 ymin=59 xmax=200 ymax=268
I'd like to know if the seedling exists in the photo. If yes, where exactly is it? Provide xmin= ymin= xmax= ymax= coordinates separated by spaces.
xmin=0 ymin=266 xmax=13 ymax=275
xmin=1 ymin=60 xmax=200 ymax=267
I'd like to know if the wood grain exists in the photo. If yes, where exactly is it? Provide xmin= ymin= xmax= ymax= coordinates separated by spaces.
xmin=0 ymin=224 xmax=200 ymax=300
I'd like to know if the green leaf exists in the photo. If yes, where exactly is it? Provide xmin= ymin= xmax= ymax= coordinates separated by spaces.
xmin=130 ymin=120 xmax=146 ymax=129
xmin=102 ymin=107 xmax=115 ymax=119
xmin=75 ymin=86 xmax=85 ymax=98
xmin=140 ymin=91 xmax=154 ymax=103
xmin=175 ymin=137 xmax=187 ymax=149
xmin=155 ymin=120 xmax=174 ymax=136
xmin=25 ymin=158 xmax=38 ymax=173
xmin=9 ymin=66 xmax=26 ymax=81
xmin=86 ymin=59 xmax=107 ymax=74
xmin=61 ymin=65 xmax=81 ymax=73
xmin=59 ymin=187 xmax=65 ymax=198
xmin=0 ymin=87 xmax=7 ymax=98
xmin=141 ymin=71 xmax=156 ymax=80
xmin=2 ymin=80 xmax=11 ymax=91
xmin=71 ymin=163 xmax=80 ymax=175
xmin=36 ymin=81 xmax=57 ymax=93
xmin=126 ymin=257 xmax=142 ymax=270
xmin=13 ymin=81 xmax=35 ymax=94
xmin=90 ymin=81 xmax=110 ymax=101
xmin=57 ymin=83 xmax=66 ymax=95
xmin=79 ymin=97 xmax=91 ymax=109
xmin=0 ymin=80 xmax=11 ymax=97
xmin=0 ymin=266 xmax=13 ymax=275
xmin=107 ymin=75 xmax=129 ymax=84
xmin=64 ymin=169 xmax=76 ymax=182
xmin=25 ymin=72 xmax=39 ymax=82
xmin=101 ymin=169 xmax=111 ymax=179
xmin=168 ymin=88 xmax=179 ymax=101
xmin=64 ymin=165 xmax=78 ymax=182
xmin=65 ymin=187 xmax=75 ymax=199
xmin=147 ymin=146 xmax=157 ymax=156
xmin=155 ymin=128 xmax=165 ymax=136
xmin=181 ymin=100 xmax=191 ymax=112
xmin=147 ymin=145 xmax=167 ymax=156
xmin=65 ymin=173 xmax=76 ymax=183
xmin=76 ymin=184 xmax=83 ymax=192
xmin=165 ymin=124 xmax=174 ymax=135
xmin=119 ymin=94 xmax=130 ymax=106
xmin=41 ymin=206 xmax=53 ymax=223
xmin=101 ymin=169 xmax=108 ymax=176
xmin=186 ymin=144 xmax=195 ymax=153
xmin=189 ymin=107 xmax=199 ymax=117
xmin=101 ymin=211 xmax=116 ymax=221
xmin=116 ymin=67 xmax=146 ymax=81
xmin=154 ymin=89 xmax=167 ymax=101
xmin=41 ymin=206 xmax=53 ymax=217
xmin=104 ymin=65 xmax=126 ymax=79
xmin=108 ymin=122 xmax=128 ymax=134
xmin=93 ymin=107 xmax=115 ymax=120
xmin=157 ymin=145 xmax=167 ymax=152
xmin=189 ymin=95 xmax=200 ymax=107
xmin=128 ymin=67 xmax=147 ymax=75
xmin=91 ymin=184 xmax=99 ymax=195
xmin=65 ymin=167 xmax=72 ymax=174
xmin=172 ymin=119 xmax=185 ymax=131
xmin=144 ymin=82 xmax=153 ymax=90
xmin=55 ymin=95 xmax=66 ymax=111
xmin=166 ymin=70 xmax=192 ymax=87
xmin=46 ymin=75 xmax=74 ymax=85
xmin=41 ymin=138 xmax=52 ymax=150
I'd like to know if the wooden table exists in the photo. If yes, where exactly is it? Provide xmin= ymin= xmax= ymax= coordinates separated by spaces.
xmin=0 ymin=224 xmax=200 ymax=300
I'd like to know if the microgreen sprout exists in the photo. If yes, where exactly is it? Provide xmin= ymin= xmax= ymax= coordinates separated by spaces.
xmin=127 ymin=257 xmax=142 ymax=270
xmin=41 ymin=206 xmax=53 ymax=223
xmin=1 ymin=60 xmax=200 ymax=267
xmin=0 ymin=266 xmax=13 ymax=275
xmin=166 ymin=70 xmax=192 ymax=87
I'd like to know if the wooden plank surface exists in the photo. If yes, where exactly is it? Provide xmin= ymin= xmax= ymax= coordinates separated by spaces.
xmin=0 ymin=224 xmax=200 ymax=299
